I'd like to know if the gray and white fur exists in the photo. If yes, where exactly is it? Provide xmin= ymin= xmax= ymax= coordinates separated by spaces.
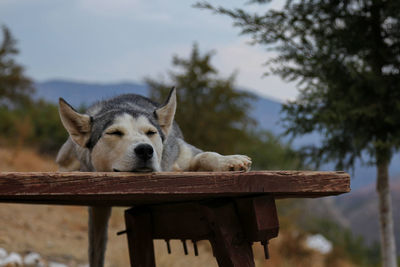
xmin=56 ymin=88 xmax=251 ymax=267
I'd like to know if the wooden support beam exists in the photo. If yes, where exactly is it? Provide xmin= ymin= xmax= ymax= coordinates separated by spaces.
xmin=235 ymin=196 xmax=279 ymax=241
xmin=0 ymin=171 xmax=350 ymax=206
xmin=125 ymin=208 xmax=156 ymax=267
xmin=202 ymin=201 xmax=255 ymax=267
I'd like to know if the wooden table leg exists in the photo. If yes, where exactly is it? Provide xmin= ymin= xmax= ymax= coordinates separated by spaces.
xmin=202 ymin=202 xmax=255 ymax=267
xmin=125 ymin=207 xmax=156 ymax=267
xmin=235 ymin=196 xmax=279 ymax=241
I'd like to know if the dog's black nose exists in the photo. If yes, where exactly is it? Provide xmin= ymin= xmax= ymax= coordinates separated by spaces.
xmin=134 ymin=144 xmax=154 ymax=161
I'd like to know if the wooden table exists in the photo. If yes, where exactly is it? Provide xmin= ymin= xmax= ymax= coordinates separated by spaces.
xmin=0 ymin=171 xmax=350 ymax=267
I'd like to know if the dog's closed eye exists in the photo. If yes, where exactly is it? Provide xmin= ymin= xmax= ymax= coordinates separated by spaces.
xmin=106 ymin=130 xmax=124 ymax=136
xmin=146 ymin=130 xmax=157 ymax=136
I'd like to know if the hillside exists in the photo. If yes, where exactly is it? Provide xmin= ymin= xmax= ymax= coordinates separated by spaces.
xmin=335 ymin=177 xmax=400 ymax=252
xmin=34 ymin=80 xmax=147 ymax=107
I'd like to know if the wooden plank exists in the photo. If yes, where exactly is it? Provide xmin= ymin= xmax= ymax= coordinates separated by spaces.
xmin=0 ymin=171 xmax=350 ymax=206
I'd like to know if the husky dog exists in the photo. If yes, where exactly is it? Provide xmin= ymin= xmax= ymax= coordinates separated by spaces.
xmin=56 ymin=88 xmax=251 ymax=267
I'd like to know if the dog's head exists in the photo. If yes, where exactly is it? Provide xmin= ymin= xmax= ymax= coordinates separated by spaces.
xmin=58 ymin=88 xmax=176 ymax=172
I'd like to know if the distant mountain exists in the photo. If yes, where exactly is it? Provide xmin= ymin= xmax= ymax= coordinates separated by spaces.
xmin=34 ymin=80 xmax=288 ymax=135
xmin=335 ymin=177 xmax=400 ymax=253
xmin=34 ymin=80 xmax=147 ymax=107
xmin=34 ymin=79 xmax=400 ymax=190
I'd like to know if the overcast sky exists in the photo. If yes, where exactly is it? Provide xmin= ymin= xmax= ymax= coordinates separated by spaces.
xmin=0 ymin=0 xmax=298 ymax=101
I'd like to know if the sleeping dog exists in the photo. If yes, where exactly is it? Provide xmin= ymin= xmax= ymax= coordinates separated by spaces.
xmin=56 ymin=88 xmax=251 ymax=266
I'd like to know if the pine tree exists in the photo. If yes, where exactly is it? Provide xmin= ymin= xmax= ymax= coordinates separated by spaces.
xmin=0 ymin=25 xmax=34 ymax=107
xmin=146 ymin=43 xmax=256 ymax=155
xmin=197 ymin=1 xmax=400 ymax=266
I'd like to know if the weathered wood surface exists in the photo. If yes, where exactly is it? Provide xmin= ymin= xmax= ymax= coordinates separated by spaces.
xmin=0 ymin=171 xmax=350 ymax=206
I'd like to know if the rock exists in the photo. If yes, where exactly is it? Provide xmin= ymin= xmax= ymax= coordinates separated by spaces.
xmin=23 ymin=252 xmax=45 ymax=267
xmin=0 ymin=252 xmax=23 ymax=267
xmin=305 ymin=234 xmax=333 ymax=254
xmin=0 ymin=248 xmax=7 ymax=260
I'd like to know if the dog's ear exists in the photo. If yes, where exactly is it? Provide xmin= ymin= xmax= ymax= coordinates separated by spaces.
xmin=59 ymin=98 xmax=92 ymax=147
xmin=155 ymin=87 xmax=177 ymax=136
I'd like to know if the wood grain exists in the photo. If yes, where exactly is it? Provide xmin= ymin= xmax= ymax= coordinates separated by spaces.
xmin=0 ymin=171 xmax=350 ymax=206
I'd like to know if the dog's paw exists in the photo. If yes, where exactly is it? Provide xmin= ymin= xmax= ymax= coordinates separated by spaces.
xmin=219 ymin=155 xmax=252 ymax=172
xmin=190 ymin=152 xmax=252 ymax=172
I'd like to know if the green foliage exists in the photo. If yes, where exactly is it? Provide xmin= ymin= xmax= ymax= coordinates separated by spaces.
xmin=0 ymin=25 xmax=34 ymax=107
xmin=239 ymin=130 xmax=304 ymax=170
xmin=146 ymin=43 xmax=256 ymax=155
xmin=0 ymin=100 xmax=68 ymax=154
xmin=197 ymin=0 xmax=400 ymax=168
xmin=26 ymin=100 xmax=68 ymax=154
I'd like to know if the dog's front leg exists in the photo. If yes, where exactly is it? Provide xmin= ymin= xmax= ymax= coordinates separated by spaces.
xmin=189 ymin=152 xmax=252 ymax=172
xmin=88 ymin=206 xmax=112 ymax=267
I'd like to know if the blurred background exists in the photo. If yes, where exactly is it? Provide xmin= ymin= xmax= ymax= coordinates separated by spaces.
xmin=0 ymin=0 xmax=399 ymax=266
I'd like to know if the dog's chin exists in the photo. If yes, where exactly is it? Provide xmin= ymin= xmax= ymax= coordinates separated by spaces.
xmin=113 ymin=167 xmax=154 ymax=173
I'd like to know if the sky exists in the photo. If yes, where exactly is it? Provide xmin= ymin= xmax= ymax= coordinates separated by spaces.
xmin=0 ymin=0 xmax=298 ymax=102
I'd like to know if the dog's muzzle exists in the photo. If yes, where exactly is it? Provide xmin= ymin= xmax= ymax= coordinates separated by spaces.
xmin=134 ymin=144 xmax=154 ymax=161
xmin=112 ymin=144 xmax=156 ymax=172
